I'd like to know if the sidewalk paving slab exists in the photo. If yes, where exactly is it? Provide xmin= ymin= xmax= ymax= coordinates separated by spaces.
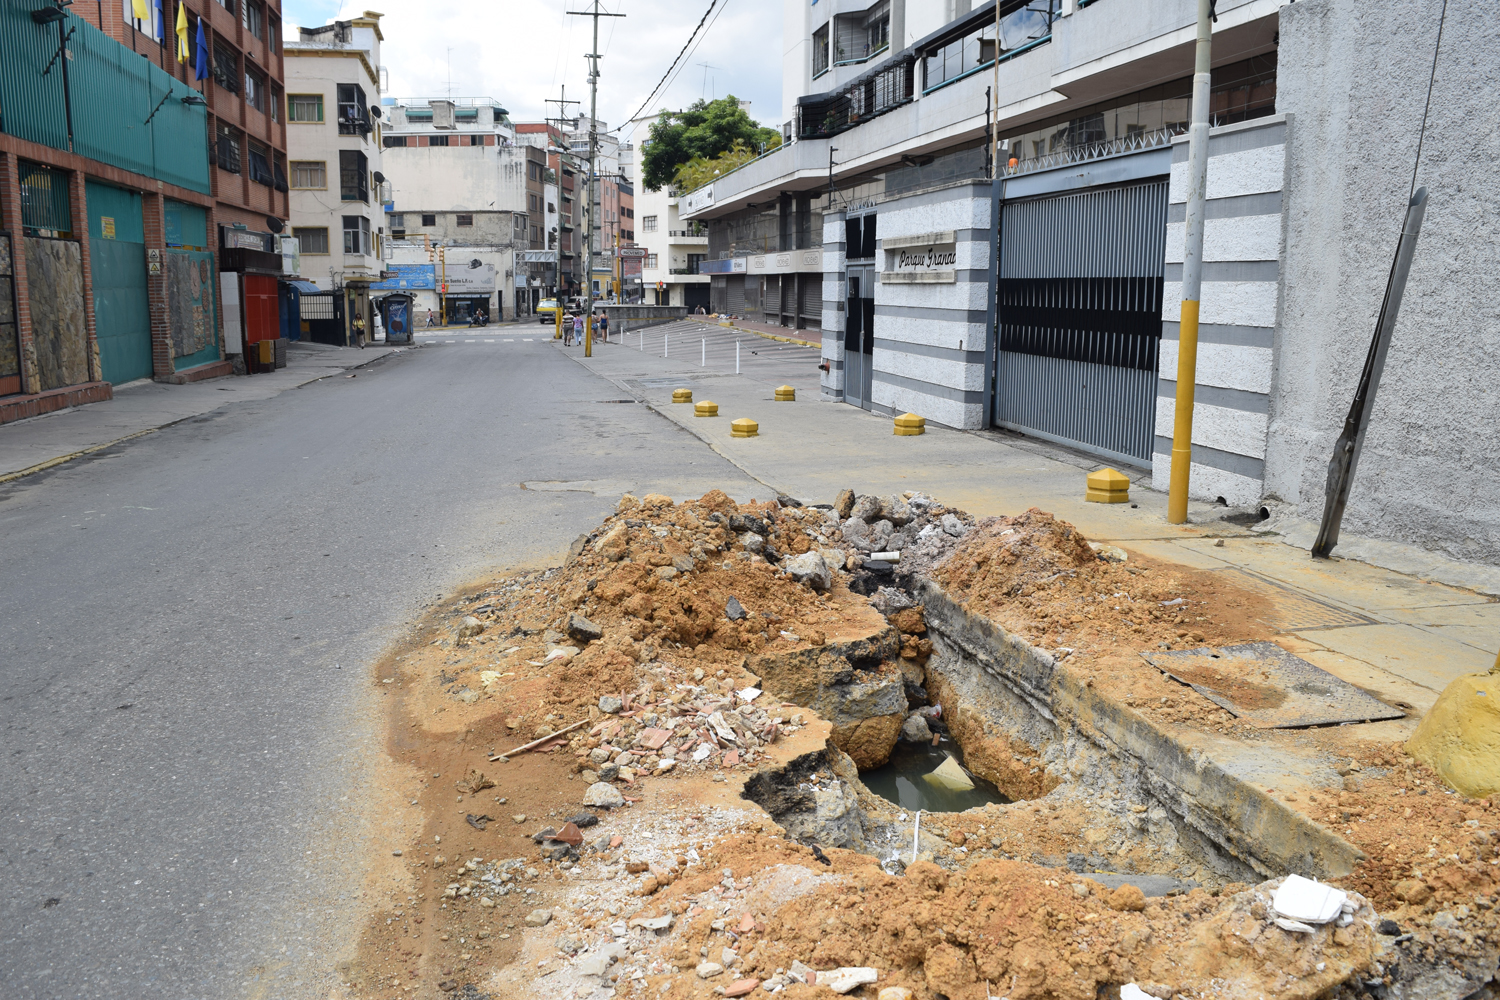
xmin=0 ymin=341 xmax=402 ymax=480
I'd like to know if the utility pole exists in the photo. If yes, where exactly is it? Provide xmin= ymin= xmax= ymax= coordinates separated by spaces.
xmin=1166 ymin=0 xmax=1213 ymax=524
xmin=546 ymin=85 xmax=581 ymax=334
xmin=569 ymin=1 xmax=624 ymax=359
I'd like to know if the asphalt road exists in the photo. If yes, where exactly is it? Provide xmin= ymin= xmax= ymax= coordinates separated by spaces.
xmin=0 ymin=341 xmax=770 ymax=999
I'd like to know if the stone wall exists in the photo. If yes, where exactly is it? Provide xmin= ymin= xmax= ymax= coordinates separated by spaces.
xmin=24 ymin=237 xmax=88 ymax=391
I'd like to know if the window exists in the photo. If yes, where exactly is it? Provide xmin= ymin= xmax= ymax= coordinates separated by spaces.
xmin=245 ymin=68 xmax=266 ymax=111
xmin=290 ymin=161 xmax=325 ymax=188
xmin=269 ymin=85 xmax=282 ymax=122
xmin=468 ymin=134 xmax=485 ymax=146
xmin=624 ymin=208 xmax=634 ymax=219
xmin=213 ymin=43 xmax=238 ymax=93
xmin=812 ymin=23 xmax=830 ymax=77
xmin=288 ymin=94 xmax=323 ymax=122
xmin=623 ymin=229 xmax=634 ymax=241
xmin=528 ymin=194 xmax=537 ymax=213
xmin=641 ymin=215 xmax=658 ymax=232
xmin=214 ymin=0 xmax=234 ymax=14
xmin=336 ymin=83 xmax=369 ymax=136
xmin=388 ymin=214 xmax=404 ymax=229
xmin=923 ymin=1 xmax=1051 ymax=93
xmin=294 ymin=227 xmax=329 ymax=254
xmin=383 ymin=135 xmax=407 ymax=147
xmin=428 ymin=135 xmax=449 ymax=147
xmin=421 ymin=214 xmax=436 ymax=226
xmin=268 ymin=16 xmax=280 ymax=53
xmin=248 ymin=141 xmax=274 ymax=186
xmin=342 ymin=215 xmax=371 ymax=256
xmin=645 ymin=253 xmax=658 ymax=269
xmin=455 ymin=213 xmax=473 ymax=227
xmin=243 ymin=0 xmax=263 ymax=39
xmin=547 ymin=202 xmax=556 ymax=213
xmin=834 ymin=0 xmax=889 ymax=65
xmin=215 ymin=123 xmax=241 ymax=173
xmin=339 ymin=149 xmax=369 ymax=202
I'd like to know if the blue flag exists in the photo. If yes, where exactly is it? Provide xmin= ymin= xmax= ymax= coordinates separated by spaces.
xmin=155 ymin=0 xmax=165 ymax=40
xmin=195 ymin=17 xmax=209 ymax=80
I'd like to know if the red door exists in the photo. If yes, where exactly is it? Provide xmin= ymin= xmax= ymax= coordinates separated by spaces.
xmin=242 ymin=274 xmax=278 ymax=344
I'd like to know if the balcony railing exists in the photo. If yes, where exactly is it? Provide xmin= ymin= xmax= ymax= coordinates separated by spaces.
xmin=795 ymin=55 xmax=915 ymax=141
xmin=668 ymin=266 xmax=701 ymax=275
xmin=1004 ymin=125 xmax=1179 ymax=176
xmin=668 ymin=230 xmax=707 ymax=238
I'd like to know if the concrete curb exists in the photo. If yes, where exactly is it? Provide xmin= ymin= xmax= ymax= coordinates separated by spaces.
xmin=717 ymin=321 xmax=820 ymax=349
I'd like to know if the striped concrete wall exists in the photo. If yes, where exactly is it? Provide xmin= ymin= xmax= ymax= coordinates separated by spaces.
xmin=1152 ymin=116 xmax=1286 ymax=505
xmin=820 ymin=212 xmax=846 ymax=401
xmin=870 ymin=183 xmax=993 ymax=429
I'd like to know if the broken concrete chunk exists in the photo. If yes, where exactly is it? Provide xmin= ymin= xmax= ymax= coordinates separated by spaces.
xmin=629 ymin=913 xmax=674 ymax=932
xmin=741 ymin=532 xmax=765 ymax=554
xmin=696 ymin=961 xmax=725 ymax=979
xmin=820 ymin=967 xmax=879 ymax=994
xmin=1272 ymin=874 xmax=1347 ymax=924
xmin=783 ymin=551 xmax=832 ymax=591
xmin=900 ymin=713 xmax=933 ymax=743
xmin=725 ymin=596 xmax=748 ymax=621
xmin=574 ymin=951 xmax=614 ymax=978
xmin=457 ymin=616 xmax=485 ymax=638
xmin=940 ymin=513 xmax=967 ymax=537
xmin=851 ymin=495 xmax=882 ymax=522
xmin=523 ymin=908 xmax=553 ymax=927
xmin=880 ymin=494 xmax=912 ymax=525
xmin=594 ymin=523 xmax=628 ymax=561
xmin=598 ymin=694 xmax=623 ymax=715
xmin=728 ymin=513 xmax=769 ymax=536
xmin=567 ymin=612 xmax=603 ymax=642
xmin=582 ymin=782 xmax=625 ymax=808
xmin=833 ymin=489 xmax=855 ymax=518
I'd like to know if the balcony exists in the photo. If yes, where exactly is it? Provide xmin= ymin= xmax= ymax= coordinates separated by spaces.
xmin=668 ymin=229 xmax=707 ymax=245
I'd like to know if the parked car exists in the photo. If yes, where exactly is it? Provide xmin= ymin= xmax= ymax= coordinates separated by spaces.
xmin=537 ymin=298 xmax=562 ymax=324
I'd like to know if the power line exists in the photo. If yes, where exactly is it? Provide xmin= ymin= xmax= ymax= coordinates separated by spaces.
xmin=624 ymin=0 xmax=721 ymax=124
xmin=1409 ymin=0 xmax=1447 ymax=199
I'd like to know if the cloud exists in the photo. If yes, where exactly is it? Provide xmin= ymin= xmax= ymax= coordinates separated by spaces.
xmin=283 ymin=0 xmax=784 ymax=141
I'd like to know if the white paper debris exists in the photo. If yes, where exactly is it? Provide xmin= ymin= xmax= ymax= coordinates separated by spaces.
xmin=1273 ymin=874 xmax=1347 ymax=924
xmin=738 ymin=686 xmax=762 ymax=702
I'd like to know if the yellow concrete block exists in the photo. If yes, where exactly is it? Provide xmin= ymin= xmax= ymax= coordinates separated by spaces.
xmin=774 ymin=385 xmax=796 ymax=401
xmin=894 ymin=412 xmax=925 ymax=436
xmin=672 ymin=388 xmax=693 ymax=403
xmin=694 ymin=401 xmax=719 ymax=417
xmin=1406 ymin=669 xmax=1500 ymax=798
xmin=1086 ymin=467 xmax=1131 ymax=503
xmin=730 ymin=418 xmax=759 ymax=438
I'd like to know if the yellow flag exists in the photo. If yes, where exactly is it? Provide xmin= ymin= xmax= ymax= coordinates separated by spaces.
xmin=176 ymin=2 xmax=189 ymax=62
xmin=132 ymin=0 xmax=150 ymax=19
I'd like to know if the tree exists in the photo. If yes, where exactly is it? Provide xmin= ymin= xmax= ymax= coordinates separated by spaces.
xmin=639 ymin=95 xmax=781 ymax=192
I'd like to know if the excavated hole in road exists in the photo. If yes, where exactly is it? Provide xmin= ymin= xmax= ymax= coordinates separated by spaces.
xmin=859 ymin=739 xmax=1010 ymax=814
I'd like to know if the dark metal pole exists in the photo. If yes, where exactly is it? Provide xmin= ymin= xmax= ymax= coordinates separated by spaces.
xmin=57 ymin=17 xmax=75 ymax=152
xmin=1312 ymin=187 xmax=1429 ymax=558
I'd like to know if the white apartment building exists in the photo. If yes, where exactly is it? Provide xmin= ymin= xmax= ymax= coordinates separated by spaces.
xmin=683 ymin=0 xmax=1499 ymax=567
xmin=284 ymin=12 xmax=387 ymax=344
xmin=378 ymin=97 xmax=547 ymax=319
xmin=631 ymin=180 xmax=710 ymax=311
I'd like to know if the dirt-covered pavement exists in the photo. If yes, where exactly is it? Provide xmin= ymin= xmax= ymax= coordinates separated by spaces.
xmin=346 ymin=487 xmax=1500 ymax=1000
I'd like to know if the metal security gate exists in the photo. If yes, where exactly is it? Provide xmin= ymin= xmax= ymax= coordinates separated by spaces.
xmin=86 ymin=181 xmax=153 ymax=385
xmin=994 ymin=179 xmax=1167 ymax=466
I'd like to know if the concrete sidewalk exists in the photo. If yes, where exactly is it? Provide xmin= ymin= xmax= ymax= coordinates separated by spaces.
xmin=0 ymin=341 xmax=402 ymax=481
xmin=569 ymin=335 xmax=1498 ymax=725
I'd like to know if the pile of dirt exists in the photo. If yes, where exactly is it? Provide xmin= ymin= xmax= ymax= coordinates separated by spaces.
xmin=634 ymin=834 xmax=1383 ymax=1000
xmin=930 ymin=508 xmax=1280 ymax=734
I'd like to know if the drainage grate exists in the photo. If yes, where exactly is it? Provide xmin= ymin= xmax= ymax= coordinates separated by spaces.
xmin=1213 ymin=568 xmax=1377 ymax=632
xmin=1142 ymin=642 xmax=1405 ymax=728
xmin=635 ymin=377 xmax=699 ymax=388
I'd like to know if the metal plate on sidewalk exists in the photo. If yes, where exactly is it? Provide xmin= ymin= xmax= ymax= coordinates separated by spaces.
xmin=1213 ymin=568 xmax=1378 ymax=631
xmin=1141 ymin=642 xmax=1405 ymax=729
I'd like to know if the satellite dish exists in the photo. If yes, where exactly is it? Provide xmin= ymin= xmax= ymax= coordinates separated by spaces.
xmin=266 ymin=216 xmax=285 ymax=233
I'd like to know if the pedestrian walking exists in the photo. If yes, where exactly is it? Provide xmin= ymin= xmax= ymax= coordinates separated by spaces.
xmin=597 ymin=312 xmax=608 ymax=342
xmin=573 ymin=312 xmax=585 ymax=347
xmin=426 ymin=309 xmax=435 ymax=329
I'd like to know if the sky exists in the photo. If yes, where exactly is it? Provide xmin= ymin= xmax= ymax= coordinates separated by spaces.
xmin=283 ymin=0 xmax=785 ymax=142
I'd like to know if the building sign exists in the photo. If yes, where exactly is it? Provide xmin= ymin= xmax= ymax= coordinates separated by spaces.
xmin=100 ymin=216 xmax=116 ymax=240
xmin=444 ymin=262 xmax=496 ymax=293
xmin=881 ymin=231 xmax=958 ymax=284
xmin=520 ymin=250 xmax=557 ymax=263
xmin=681 ymin=183 xmax=714 ymax=216
xmin=617 ymin=246 xmax=647 ymax=259
xmin=371 ymin=262 xmax=436 ymax=290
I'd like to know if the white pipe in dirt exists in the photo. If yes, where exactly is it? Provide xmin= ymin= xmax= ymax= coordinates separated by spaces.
xmin=912 ymin=810 xmax=921 ymax=864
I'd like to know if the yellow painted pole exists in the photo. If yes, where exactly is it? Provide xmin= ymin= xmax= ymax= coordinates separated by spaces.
xmin=555 ymin=299 xmax=563 ymax=340
xmin=1166 ymin=0 xmax=1213 ymax=525
xmin=584 ymin=313 xmax=593 ymax=357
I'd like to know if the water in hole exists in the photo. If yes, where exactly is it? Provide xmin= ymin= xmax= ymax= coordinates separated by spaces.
xmin=862 ymin=740 xmax=1009 ymax=813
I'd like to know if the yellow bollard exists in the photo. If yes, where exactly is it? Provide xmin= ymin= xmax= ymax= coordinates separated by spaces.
xmin=1085 ymin=467 xmax=1131 ymax=503
xmin=774 ymin=385 xmax=796 ymax=402
xmin=730 ymin=418 xmax=759 ymax=438
xmin=672 ymin=388 xmax=693 ymax=403
xmin=694 ymin=401 xmax=719 ymax=417
xmin=893 ymin=412 xmax=925 ymax=436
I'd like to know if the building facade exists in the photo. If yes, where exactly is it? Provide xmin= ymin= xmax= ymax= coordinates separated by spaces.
xmin=285 ymin=12 xmax=386 ymax=345
xmin=684 ymin=0 xmax=1499 ymax=565
xmin=379 ymin=98 xmax=539 ymax=319
xmin=1 ymin=1 xmax=230 ymax=424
